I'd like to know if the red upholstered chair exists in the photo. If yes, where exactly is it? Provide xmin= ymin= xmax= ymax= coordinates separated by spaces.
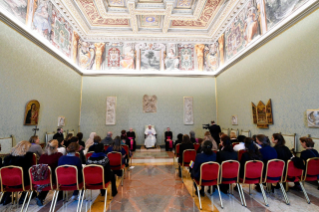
xmin=220 ymin=160 xmax=244 ymax=206
xmin=239 ymin=160 xmax=268 ymax=207
xmin=122 ymin=144 xmax=130 ymax=166
xmin=303 ymin=157 xmax=319 ymax=183
xmin=193 ymin=162 xmax=222 ymax=209
xmin=284 ymin=160 xmax=310 ymax=203
xmin=263 ymin=159 xmax=289 ymax=205
xmin=80 ymin=165 xmax=111 ymax=211
xmin=179 ymin=150 xmax=196 ymax=181
xmin=32 ymin=153 xmax=37 ymax=166
xmin=238 ymin=149 xmax=246 ymax=161
xmin=232 ymin=142 xmax=240 ymax=148
xmin=213 ymin=150 xmax=218 ymax=154
xmin=0 ymin=166 xmax=30 ymax=210
xmin=75 ymin=152 xmax=80 ymax=158
xmin=53 ymin=165 xmax=84 ymax=212
xmin=107 ymin=152 xmax=125 ymax=186
xmin=193 ymin=143 xmax=200 ymax=153
xmin=104 ymin=145 xmax=109 ymax=152
xmin=174 ymin=143 xmax=181 ymax=164
xmin=26 ymin=166 xmax=56 ymax=211
xmin=86 ymin=151 xmax=94 ymax=161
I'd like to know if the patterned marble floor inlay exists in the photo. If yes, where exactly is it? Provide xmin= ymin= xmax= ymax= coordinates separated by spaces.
xmin=132 ymin=151 xmax=173 ymax=159
xmin=107 ymin=165 xmax=199 ymax=212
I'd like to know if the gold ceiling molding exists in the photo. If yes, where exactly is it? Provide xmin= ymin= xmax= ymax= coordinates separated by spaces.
xmin=94 ymin=0 xmax=130 ymax=18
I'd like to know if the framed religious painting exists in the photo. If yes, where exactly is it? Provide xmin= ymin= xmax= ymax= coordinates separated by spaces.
xmin=24 ymin=100 xmax=40 ymax=126
xmin=251 ymin=102 xmax=257 ymax=124
xmin=231 ymin=115 xmax=238 ymax=125
xmin=106 ymin=96 xmax=117 ymax=125
xmin=183 ymin=96 xmax=194 ymax=125
xmin=307 ymin=109 xmax=319 ymax=128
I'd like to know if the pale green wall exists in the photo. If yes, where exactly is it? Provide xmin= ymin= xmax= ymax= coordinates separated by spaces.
xmin=216 ymin=9 xmax=319 ymax=152
xmin=0 ymin=21 xmax=82 ymax=145
xmin=80 ymin=76 xmax=216 ymax=145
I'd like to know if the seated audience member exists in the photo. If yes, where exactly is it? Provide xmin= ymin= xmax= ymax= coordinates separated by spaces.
xmin=239 ymin=138 xmax=262 ymax=179
xmin=89 ymin=135 xmax=102 ymax=152
xmin=233 ymin=135 xmax=247 ymax=152
xmin=196 ymin=138 xmax=204 ymax=154
xmin=2 ymin=141 xmax=33 ymax=205
xmin=190 ymin=131 xmax=196 ymax=143
xmin=58 ymin=142 xmax=83 ymax=200
xmin=127 ymin=128 xmax=136 ymax=151
xmin=191 ymin=140 xmax=217 ymax=196
xmin=252 ymin=135 xmax=261 ymax=149
xmin=69 ymin=136 xmax=86 ymax=163
xmin=102 ymin=132 xmax=113 ymax=145
xmin=83 ymin=134 xmax=95 ymax=156
xmin=203 ymin=131 xmax=218 ymax=150
xmin=165 ymin=127 xmax=173 ymax=151
xmin=299 ymin=137 xmax=319 ymax=163
xmin=86 ymin=143 xmax=118 ymax=197
xmin=120 ymin=130 xmax=130 ymax=146
xmin=37 ymin=140 xmax=63 ymax=206
xmin=76 ymin=132 xmax=85 ymax=149
xmin=217 ymin=135 xmax=238 ymax=193
xmin=230 ymin=132 xmax=238 ymax=143
xmin=29 ymin=135 xmax=44 ymax=160
xmin=57 ymin=137 xmax=67 ymax=155
xmin=63 ymin=133 xmax=73 ymax=148
xmin=53 ymin=128 xmax=64 ymax=140
xmin=178 ymin=134 xmax=195 ymax=178
xmin=174 ymin=133 xmax=183 ymax=149
xmin=105 ymin=136 xmax=127 ymax=174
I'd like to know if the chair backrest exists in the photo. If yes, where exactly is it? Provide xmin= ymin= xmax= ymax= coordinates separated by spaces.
xmin=193 ymin=143 xmax=200 ymax=152
xmin=304 ymin=157 xmax=319 ymax=181
xmin=86 ymin=151 xmax=94 ymax=160
xmin=56 ymin=165 xmax=79 ymax=190
xmin=285 ymin=160 xmax=303 ymax=182
xmin=122 ymin=145 xmax=129 ymax=157
xmin=0 ymin=166 xmax=25 ymax=191
xmin=199 ymin=162 xmax=220 ymax=186
xmin=107 ymin=152 xmax=123 ymax=170
xmin=32 ymin=153 xmax=37 ymax=166
xmin=213 ymin=150 xmax=218 ymax=154
xmin=29 ymin=166 xmax=53 ymax=190
xmin=243 ymin=160 xmax=263 ymax=184
xmin=264 ymin=159 xmax=285 ymax=183
xmin=175 ymin=143 xmax=181 ymax=157
xmin=220 ymin=160 xmax=240 ymax=184
xmin=238 ymin=149 xmax=247 ymax=161
xmin=83 ymin=165 xmax=105 ymax=189
xmin=75 ymin=152 xmax=80 ymax=158
xmin=232 ymin=142 xmax=240 ymax=148
xmin=182 ymin=150 xmax=196 ymax=166
xmin=104 ymin=145 xmax=109 ymax=151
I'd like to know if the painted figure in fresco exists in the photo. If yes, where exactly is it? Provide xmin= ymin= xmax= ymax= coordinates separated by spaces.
xmin=195 ymin=44 xmax=205 ymax=71
xmin=2 ymin=0 xmax=27 ymax=20
xmin=205 ymin=43 xmax=219 ymax=71
xmin=79 ymin=41 xmax=95 ymax=70
xmin=181 ymin=49 xmax=191 ymax=70
xmin=165 ymin=49 xmax=179 ymax=71
xmin=94 ymin=43 xmax=105 ymax=70
xmin=120 ymin=47 xmax=135 ymax=69
xmin=25 ymin=103 xmax=39 ymax=125
xmin=218 ymin=34 xmax=225 ymax=65
xmin=244 ymin=5 xmax=259 ymax=44
xmin=33 ymin=2 xmax=51 ymax=37
xmin=72 ymin=32 xmax=80 ymax=63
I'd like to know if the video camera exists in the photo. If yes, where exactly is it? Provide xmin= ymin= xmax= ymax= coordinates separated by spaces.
xmin=202 ymin=124 xmax=210 ymax=130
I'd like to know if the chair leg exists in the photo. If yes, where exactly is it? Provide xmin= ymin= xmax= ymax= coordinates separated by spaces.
xmin=285 ymin=182 xmax=289 ymax=191
xmin=79 ymin=189 xmax=86 ymax=212
xmin=259 ymin=183 xmax=269 ymax=207
xmin=90 ymin=190 xmax=92 ymax=201
xmin=76 ymin=190 xmax=82 ymax=212
xmin=49 ymin=191 xmax=57 ymax=212
xmin=217 ymin=185 xmax=224 ymax=209
xmin=23 ymin=191 xmax=31 ymax=212
xmin=300 ymin=182 xmax=311 ymax=204
xmin=279 ymin=183 xmax=290 ymax=205
xmin=210 ymin=186 xmax=213 ymax=195
xmin=11 ymin=192 xmax=14 ymax=205
xmin=0 ymin=192 xmax=4 ymax=204
xmin=236 ymin=183 xmax=244 ymax=206
xmin=196 ymin=185 xmax=202 ymax=210
xmin=122 ymin=169 xmax=124 ymax=186
xmin=238 ymin=184 xmax=246 ymax=207
xmin=52 ymin=191 xmax=59 ymax=212
xmin=248 ymin=184 xmax=251 ymax=195
xmin=104 ymin=189 xmax=107 ymax=212
xmin=192 ymin=183 xmax=194 ymax=197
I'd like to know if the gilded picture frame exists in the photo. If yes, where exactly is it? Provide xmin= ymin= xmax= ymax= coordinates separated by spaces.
xmin=24 ymin=100 xmax=40 ymax=126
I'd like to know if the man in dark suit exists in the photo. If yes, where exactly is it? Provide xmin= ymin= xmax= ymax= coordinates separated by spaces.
xmin=53 ymin=128 xmax=64 ymax=140
xmin=208 ymin=121 xmax=221 ymax=145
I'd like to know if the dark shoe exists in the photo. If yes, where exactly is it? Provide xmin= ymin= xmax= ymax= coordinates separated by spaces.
xmin=291 ymin=185 xmax=302 ymax=191
xmin=112 ymin=191 xmax=118 ymax=197
xmin=195 ymin=190 xmax=205 ymax=197
xmin=19 ymin=192 xmax=26 ymax=205
xmin=234 ymin=185 xmax=239 ymax=192
xmin=2 ymin=193 xmax=12 ymax=206
xmin=36 ymin=197 xmax=43 ymax=206
xmin=255 ymin=185 xmax=262 ymax=193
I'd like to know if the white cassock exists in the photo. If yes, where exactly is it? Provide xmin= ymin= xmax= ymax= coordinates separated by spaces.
xmin=144 ymin=127 xmax=156 ymax=148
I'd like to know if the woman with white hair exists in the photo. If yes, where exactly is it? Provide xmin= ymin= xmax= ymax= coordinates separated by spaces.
xmin=83 ymin=132 xmax=96 ymax=155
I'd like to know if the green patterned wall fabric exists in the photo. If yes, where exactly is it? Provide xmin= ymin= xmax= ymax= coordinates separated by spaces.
xmin=80 ymin=76 xmax=216 ymax=145
xmin=0 ymin=22 xmax=82 ymax=145
xmin=216 ymin=10 xmax=319 ymax=152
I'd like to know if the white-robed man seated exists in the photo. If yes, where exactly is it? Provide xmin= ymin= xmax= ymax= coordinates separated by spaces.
xmin=144 ymin=125 xmax=157 ymax=148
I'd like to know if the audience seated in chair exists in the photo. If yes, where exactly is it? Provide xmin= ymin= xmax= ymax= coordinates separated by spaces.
xmin=76 ymin=132 xmax=86 ymax=149
xmin=63 ymin=133 xmax=74 ymax=148
xmin=230 ymin=132 xmax=238 ymax=143
xmin=57 ymin=137 xmax=67 ymax=155
xmin=102 ymin=132 xmax=113 ymax=146
xmin=2 ymin=140 xmax=34 ymax=205
xmin=190 ymin=131 xmax=196 ymax=143
xmin=37 ymin=140 xmax=63 ymax=206
xmin=86 ymin=143 xmax=118 ymax=197
xmin=28 ymin=135 xmax=44 ymax=160
xmin=105 ymin=136 xmax=127 ymax=175
xmin=191 ymin=140 xmax=217 ymax=196
xmin=58 ymin=142 xmax=83 ymax=200
xmin=203 ymin=131 xmax=218 ymax=150
xmin=178 ymin=134 xmax=194 ymax=178
xmin=69 ymin=136 xmax=86 ymax=164
xmin=174 ymin=134 xmax=183 ymax=149
xmin=233 ymin=135 xmax=247 ymax=152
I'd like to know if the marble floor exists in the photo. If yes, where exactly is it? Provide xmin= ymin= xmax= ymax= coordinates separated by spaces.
xmin=1 ymin=150 xmax=319 ymax=212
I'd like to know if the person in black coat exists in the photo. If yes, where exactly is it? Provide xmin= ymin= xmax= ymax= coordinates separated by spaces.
xmin=299 ymin=137 xmax=319 ymax=162
xmin=217 ymin=135 xmax=238 ymax=193
xmin=208 ymin=121 xmax=221 ymax=146
xmin=174 ymin=133 xmax=183 ymax=149
xmin=53 ymin=128 xmax=64 ymax=140
xmin=76 ymin=132 xmax=85 ymax=149
xmin=178 ymin=135 xmax=194 ymax=178
xmin=256 ymin=134 xmax=278 ymax=167
xmin=164 ymin=127 xmax=173 ymax=151
xmin=127 ymin=128 xmax=136 ymax=151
